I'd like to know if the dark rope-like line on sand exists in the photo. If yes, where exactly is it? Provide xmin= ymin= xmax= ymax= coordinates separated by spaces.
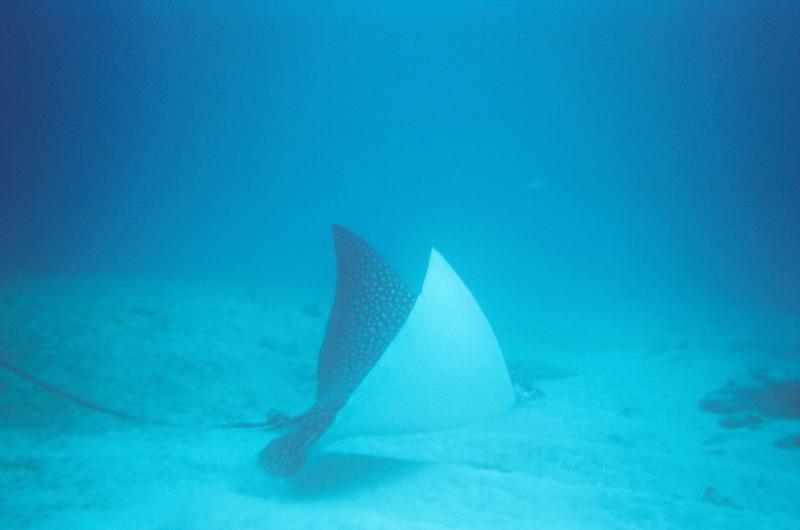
xmin=0 ymin=357 xmax=271 ymax=430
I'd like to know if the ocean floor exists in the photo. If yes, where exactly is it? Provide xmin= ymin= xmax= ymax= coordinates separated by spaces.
xmin=1 ymin=276 xmax=799 ymax=529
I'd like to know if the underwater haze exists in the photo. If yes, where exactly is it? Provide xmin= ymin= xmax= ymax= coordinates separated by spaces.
xmin=2 ymin=1 xmax=800 ymax=529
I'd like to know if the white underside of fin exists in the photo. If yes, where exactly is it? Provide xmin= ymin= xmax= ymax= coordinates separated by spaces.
xmin=323 ymin=248 xmax=515 ymax=442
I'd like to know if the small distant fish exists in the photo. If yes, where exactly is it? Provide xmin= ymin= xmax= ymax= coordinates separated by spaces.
xmin=525 ymin=180 xmax=545 ymax=192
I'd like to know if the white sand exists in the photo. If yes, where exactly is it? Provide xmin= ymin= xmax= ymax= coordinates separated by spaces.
xmin=1 ymin=276 xmax=799 ymax=529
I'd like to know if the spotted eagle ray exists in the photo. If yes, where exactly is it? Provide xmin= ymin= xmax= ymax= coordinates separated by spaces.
xmin=0 ymin=225 xmax=514 ymax=476
xmin=260 ymin=225 xmax=515 ymax=477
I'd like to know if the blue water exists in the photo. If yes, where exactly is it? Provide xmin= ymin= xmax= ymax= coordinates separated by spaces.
xmin=3 ymin=1 xmax=798 ymax=306
xmin=1 ymin=2 xmax=799 ymax=528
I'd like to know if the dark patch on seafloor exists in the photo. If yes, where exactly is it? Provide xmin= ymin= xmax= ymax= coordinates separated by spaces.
xmin=700 ymin=369 xmax=800 ymax=447
xmin=258 ymin=335 xmax=297 ymax=356
xmin=702 ymin=486 xmax=740 ymax=509
xmin=773 ymin=434 xmax=800 ymax=450
xmin=300 ymin=304 xmax=324 ymax=319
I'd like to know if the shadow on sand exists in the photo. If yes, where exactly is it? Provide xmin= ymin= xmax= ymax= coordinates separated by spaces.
xmin=262 ymin=451 xmax=426 ymax=500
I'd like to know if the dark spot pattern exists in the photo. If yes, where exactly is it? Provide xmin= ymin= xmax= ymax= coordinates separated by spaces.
xmin=316 ymin=225 xmax=416 ymax=405
xmin=260 ymin=225 xmax=416 ymax=477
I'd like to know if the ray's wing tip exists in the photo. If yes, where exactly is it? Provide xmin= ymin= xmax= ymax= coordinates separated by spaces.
xmin=331 ymin=224 xmax=359 ymax=245
xmin=331 ymin=224 xmax=350 ymax=236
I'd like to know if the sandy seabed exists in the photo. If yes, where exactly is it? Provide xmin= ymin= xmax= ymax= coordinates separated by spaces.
xmin=1 ymin=276 xmax=798 ymax=529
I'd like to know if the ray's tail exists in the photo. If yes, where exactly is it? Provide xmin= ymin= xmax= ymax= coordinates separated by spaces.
xmin=0 ymin=356 xmax=271 ymax=429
